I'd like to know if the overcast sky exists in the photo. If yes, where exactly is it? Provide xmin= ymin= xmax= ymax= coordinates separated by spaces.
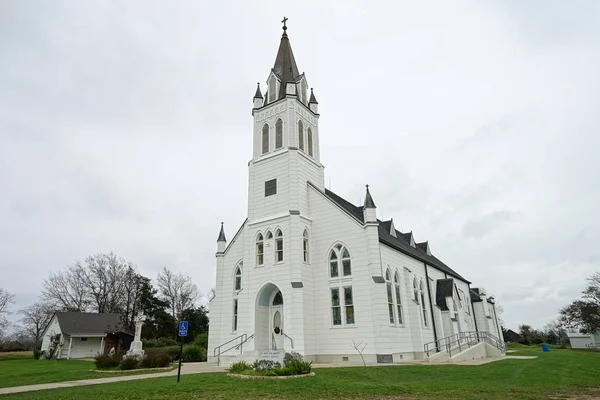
xmin=1 ymin=0 xmax=599 ymax=331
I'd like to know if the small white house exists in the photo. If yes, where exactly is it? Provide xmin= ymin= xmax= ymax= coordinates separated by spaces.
xmin=40 ymin=312 xmax=133 ymax=359
xmin=567 ymin=330 xmax=600 ymax=349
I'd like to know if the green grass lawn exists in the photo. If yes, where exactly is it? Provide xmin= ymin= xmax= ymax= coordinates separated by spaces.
xmin=2 ymin=346 xmax=600 ymax=399
xmin=0 ymin=357 xmax=174 ymax=389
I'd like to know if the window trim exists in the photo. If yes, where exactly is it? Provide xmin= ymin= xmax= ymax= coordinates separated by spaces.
xmin=256 ymin=233 xmax=264 ymax=267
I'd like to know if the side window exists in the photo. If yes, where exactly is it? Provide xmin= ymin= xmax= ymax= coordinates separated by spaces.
xmin=275 ymin=229 xmax=284 ymax=262
xmin=302 ymin=230 xmax=309 ymax=263
xmin=262 ymin=124 xmax=269 ymax=154
xmin=275 ymin=119 xmax=283 ymax=149
xmin=234 ymin=265 xmax=242 ymax=291
xmin=298 ymin=120 xmax=304 ymax=151
xmin=307 ymin=127 xmax=313 ymax=156
xmin=256 ymin=234 xmax=264 ymax=266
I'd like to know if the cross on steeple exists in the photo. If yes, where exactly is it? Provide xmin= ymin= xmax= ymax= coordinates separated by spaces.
xmin=281 ymin=16 xmax=288 ymax=29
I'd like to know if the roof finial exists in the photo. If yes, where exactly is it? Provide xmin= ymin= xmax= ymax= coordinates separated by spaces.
xmin=364 ymin=184 xmax=376 ymax=209
xmin=281 ymin=16 xmax=288 ymax=37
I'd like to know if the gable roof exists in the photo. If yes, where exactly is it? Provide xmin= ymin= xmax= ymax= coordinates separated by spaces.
xmin=55 ymin=312 xmax=126 ymax=335
xmin=323 ymin=188 xmax=469 ymax=283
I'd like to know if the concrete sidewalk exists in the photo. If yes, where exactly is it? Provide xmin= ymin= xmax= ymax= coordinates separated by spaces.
xmin=0 ymin=363 xmax=227 ymax=395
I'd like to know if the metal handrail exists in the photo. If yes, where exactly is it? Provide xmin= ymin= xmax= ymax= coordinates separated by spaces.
xmin=424 ymin=331 xmax=505 ymax=359
xmin=214 ymin=333 xmax=254 ymax=366
xmin=282 ymin=332 xmax=294 ymax=349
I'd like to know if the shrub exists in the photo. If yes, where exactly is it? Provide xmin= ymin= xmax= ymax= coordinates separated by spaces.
xmin=285 ymin=359 xmax=312 ymax=375
xmin=252 ymin=359 xmax=281 ymax=371
xmin=94 ymin=353 xmax=121 ymax=369
xmin=228 ymin=361 xmax=252 ymax=373
xmin=193 ymin=332 xmax=208 ymax=349
xmin=142 ymin=349 xmax=172 ymax=368
xmin=143 ymin=337 xmax=179 ymax=348
xmin=33 ymin=349 xmax=42 ymax=360
xmin=182 ymin=345 xmax=206 ymax=362
xmin=162 ymin=345 xmax=181 ymax=361
xmin=283 ymin=351 xmax=303 ymax=366
xmin=120 ymin=355 xmax=140 ymax=370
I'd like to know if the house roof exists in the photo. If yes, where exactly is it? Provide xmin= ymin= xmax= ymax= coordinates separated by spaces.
xmin=470 ymin=288 xmax=483 ymax=302
xmin=323 ymin=188 xmax=469 ymax=283
xmin=55 ymin=312 xmax=126 ymax=335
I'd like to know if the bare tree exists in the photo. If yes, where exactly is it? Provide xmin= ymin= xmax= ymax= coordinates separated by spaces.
xmin=79 ymin=253 xmax=130 ymax=313
xmin=18 ymin=301 xmax=54 ymax=348
xmin=350 ymin=339 xmax=368 ymax=367
xmin=156 ymin=267 xmax=199 ymax=320
xmin=42 ymin=267 xmax=89 ymax=312
xmin=0 ymin=288 xmax=15 ymax=333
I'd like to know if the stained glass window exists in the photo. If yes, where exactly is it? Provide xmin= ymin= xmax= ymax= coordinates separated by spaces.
xmin=233 ymin=299 xmax=238 ymax=331
xmin=331 ymin=288 xmax=341 ymax=325
xmin=256 ymin=234 xmax=264 ymax=266
xmin=235 ymin=266 xmax=242 ymax=291
xmin=344 ymin=287 xmax=354 ymax=324
xmin=394 ymin=272 xmax=403 ymax=324
xmin=329 ymin=251 xmax=338 ymax=278
xmin=275 ymin=230 xmax=283 ymax=262
xmin=273 ymin=291 xmax=283 ymax=305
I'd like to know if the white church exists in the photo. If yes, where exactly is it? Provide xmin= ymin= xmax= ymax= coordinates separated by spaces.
xmin=207 ymin=21 xmax=504 ymax=365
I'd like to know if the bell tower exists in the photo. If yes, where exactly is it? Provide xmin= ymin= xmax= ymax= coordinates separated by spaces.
xmin=248 ymin=19 xmax=324 ymax=222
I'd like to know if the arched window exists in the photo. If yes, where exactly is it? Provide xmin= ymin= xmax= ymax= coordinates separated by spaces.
xmin=275 ymin=229 xmax=283 ymax=262
xmin=385 ymin=269 xmax=394 ymax=324
xmin=273 ymin=291 xmax=283 ymax=305
xmin=234 ymin=265 xmax=242 ymax=291
xmin=413 ymin=277 xmax=419 ymax=303
xmin=302 ymin=230 xmax=309 ymax=263
xmin=298 ymin=120 xmax=304 ymax=151
xmin=262 ymin=124 xmax=269 ymax=154
xmin=307 ymin=127 xmax=313 ymax=156
xmin=329 ymin=244 xmax=351 ymax=278
xmin=394 ymin=271 xmax=403 ymax=324
xmin=256 ymin=233 xmax=264 ymax=266
xmin=266 ymin=231 xmax=273 ymax=240
xmin=420 ymin=280 xmax=428 ymax=327
xmin=232 ymin=299 xmax=238 ymax=331
xmin=275 ymin=119 xmax=283 ymax=149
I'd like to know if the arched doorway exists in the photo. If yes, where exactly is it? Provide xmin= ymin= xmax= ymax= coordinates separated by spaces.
xmin=255 ymin=284 xmax=284 ymax=351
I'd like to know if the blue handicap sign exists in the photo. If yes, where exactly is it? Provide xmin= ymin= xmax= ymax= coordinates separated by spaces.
xmin=179 ymin=321 xmax=188 ymax=337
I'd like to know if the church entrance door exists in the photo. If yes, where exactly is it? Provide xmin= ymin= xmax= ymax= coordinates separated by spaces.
xmin=255 ymin=284 xmax=285 ymax=352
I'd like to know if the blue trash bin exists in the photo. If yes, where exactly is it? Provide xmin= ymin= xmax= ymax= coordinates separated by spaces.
xmin=542 ymin=344 xmax=550 ymax=352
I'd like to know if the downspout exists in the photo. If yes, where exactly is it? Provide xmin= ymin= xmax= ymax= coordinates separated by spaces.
xmin=467 ymin=283 xmax=479 ymax=333
xmin=423 ymin=263 xmax=438 ymax=347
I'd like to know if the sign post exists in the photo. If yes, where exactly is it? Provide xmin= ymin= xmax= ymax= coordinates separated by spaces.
xmin=177 ymin=320 xmax=188 ymax=383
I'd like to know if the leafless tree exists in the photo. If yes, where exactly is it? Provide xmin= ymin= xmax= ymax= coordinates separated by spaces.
xmin=79 ymin=253 xmax=130 ymax=313
xmin=0 ymin=288 xmax=15 ymax=333
xmin=156 ymin=267 xmax=199 ymax=320
xmin=351 ymin=339 xmax=368 ymax=367
xmin=42 ymin=266 xmax=89 ymax=312
xmin=18 ymin=301 xmax=54 ymax=348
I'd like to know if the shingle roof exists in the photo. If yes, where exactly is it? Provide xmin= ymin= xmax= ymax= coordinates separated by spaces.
xmin=364 ymin=186 xmax=376 ymax=209
xmin=56 ymin=312 xmax=125 ymax=335
xmin=254 ymin=83 xmax=263 ymax=99
xmin=217 ymin=222 xmax=226 ymax=242
xmin=436 ymin=278 xmax=454 ymax=310
xmin=323 ymin=188 xmax=469 ymax=283
xmin=273 ymin=28 xmax=300 ymax=100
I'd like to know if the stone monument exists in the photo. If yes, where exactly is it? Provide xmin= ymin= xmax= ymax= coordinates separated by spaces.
xmin=126 ymin=312 xmax=146 ymax=357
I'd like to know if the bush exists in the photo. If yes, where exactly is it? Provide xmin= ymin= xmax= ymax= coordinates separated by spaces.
xmin=33 ymin=349 xmax=42 ymax=360
xmin=120 ymin=356 xmax=140 ymax=370
xmin=142 ymin=337 xmax=179 ymax=348
xmin=94 ymin=353 xmax=121 ymax=369
xmin=228 ymin=361 xmax=252 ymax=373
xmin=141 ymin=349 xmax=172 ymax=368
xmin=285 ymin=359 xmax=312 ymax=375
xmin=193 ymin=332 xmax=208 ymax=349
xmin=182 ymin=345 xmax=206 ymax=362
xmin=252 ymin=359 xmax=281 ymax=371
xmin=161 ymin=345 xmax=181 ymax=361
xmin=283 ymin=351 xmax=303 ymax=366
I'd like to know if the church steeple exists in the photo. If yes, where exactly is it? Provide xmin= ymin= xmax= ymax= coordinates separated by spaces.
xmin=272 ymin=17 xmax=300 ymax=101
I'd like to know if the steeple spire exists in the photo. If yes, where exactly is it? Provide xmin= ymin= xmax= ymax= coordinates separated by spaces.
xmin=254 ymin=82 xmax=263 ymax=99
xmin=364 ymin=185 xmax=376 ymax=209
xmin=217 ymin=222 xmax=226 ymax=242
xmin=273 ymin=17 xmax=300 ymax=100
xmin=309 ymin=88 xmax=318 ymax=104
